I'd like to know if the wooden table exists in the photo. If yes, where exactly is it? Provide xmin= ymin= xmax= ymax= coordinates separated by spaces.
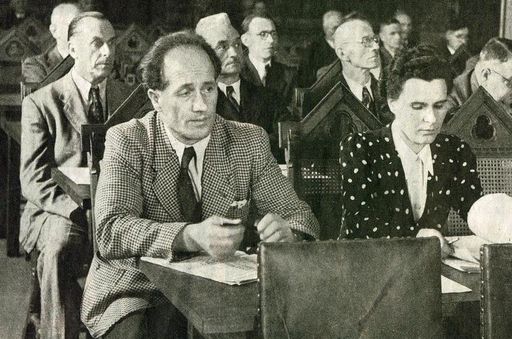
xmin=140 ymin=259 xmax=480 ymax=339
xmin=0 ymin=92 xmax=21 ymax=256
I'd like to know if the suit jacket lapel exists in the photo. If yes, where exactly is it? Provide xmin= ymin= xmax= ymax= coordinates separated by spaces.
xmin=201 ymin=117 xmax=236 ymax=219
xmin=59 ymin=71 xmax=89 ymax=134
xmin=243 ymin=57 xmax=264 ymax=87
xmin=151 ymin=115 xmax=183 ymax=220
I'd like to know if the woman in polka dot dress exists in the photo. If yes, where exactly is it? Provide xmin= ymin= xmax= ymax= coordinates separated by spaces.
xmin=339 ymin=45 xmax=482 ymax=257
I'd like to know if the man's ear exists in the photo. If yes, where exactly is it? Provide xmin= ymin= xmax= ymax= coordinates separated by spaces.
xmin=49 ymin=24 xmax=57 ymax=39
xmin=480 ymin=67 xmax=492 ymax=83
xmin=335 ymin=46 xmax=346 ymax=61
xmin=68 ymin=39 xmax=77 ymax=59
xmin=147 ymin=89 xmax=161 ymax=111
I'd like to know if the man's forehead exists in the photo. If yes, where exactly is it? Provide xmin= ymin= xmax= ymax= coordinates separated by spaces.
xmin=205 ymin=27 xmax=240 ymax=45
xmin=382 ymin=23 xmax=401 ymax=33
xmin=163 ymin=46 xmax=215 ymax=81
xmin=336 ymin=20 xmax=373 ymax=42
xmin=74 ymin=17 xmax=114 ymax=38
xmin=248 ymin=17 xmax=275 ymax=32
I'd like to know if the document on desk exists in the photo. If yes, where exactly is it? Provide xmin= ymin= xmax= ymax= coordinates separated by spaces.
xmin=141 ymin=251 xmax=257 ymax=285
xmin=441 ymin=276 xmax=472 ymax=294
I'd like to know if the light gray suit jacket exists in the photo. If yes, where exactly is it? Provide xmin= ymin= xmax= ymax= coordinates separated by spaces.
xmin=20 ymin=70 xmax=132 ymax=253
xmin=81 ymin=111 xmax=319 ymax=337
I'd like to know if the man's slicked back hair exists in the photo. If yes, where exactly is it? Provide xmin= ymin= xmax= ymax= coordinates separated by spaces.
xmin=139 ymin=30 xmax=222 ymax=91
xmin=241 ymin=13 xmax=275 ymax=33
xmin=480 ymin=37 xmax=512 ymax=63
xmin=67 ymin=11 xmax=107 ymax=41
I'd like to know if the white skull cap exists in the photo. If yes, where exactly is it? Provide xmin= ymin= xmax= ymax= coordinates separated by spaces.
xmin=195 ymin=12 xmax=233 ymax=37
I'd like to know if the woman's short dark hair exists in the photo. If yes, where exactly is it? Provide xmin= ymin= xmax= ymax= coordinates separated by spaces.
xmin=386 ymin=44 xmax=453 ymax=100
xmin=139 ymin=30 xmax=221 ymax=91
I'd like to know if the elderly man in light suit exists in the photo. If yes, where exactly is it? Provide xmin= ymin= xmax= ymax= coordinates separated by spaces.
xmin=20 ymin=12 xmax=131 ymax=339
xmin=81 ymin=31 xmax=319 ymax=338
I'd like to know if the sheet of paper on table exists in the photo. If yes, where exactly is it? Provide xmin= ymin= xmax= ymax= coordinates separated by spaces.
xmin=58 ymin=167 xmax=90 ymax=185
xmin=443 ymin=258 xmax=480 ymax=273
xmin=441 ymin=275 xmax=472 ymax=294
xmin=141 ymin=251 xmax=257 ymax=285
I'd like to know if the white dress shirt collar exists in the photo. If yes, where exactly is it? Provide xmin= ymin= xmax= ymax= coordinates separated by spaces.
xmin=249 ymin=54 xmax=271 ymax=83
xmin=217 ymin=79 xmax=241 ymax=105
xmin=392 ymin=121 xmax=434 ymax=221
xmin=343 ymin=72 xmax=373 ymax=102
xmin=71 ymin=67 xmax=107 ymax=110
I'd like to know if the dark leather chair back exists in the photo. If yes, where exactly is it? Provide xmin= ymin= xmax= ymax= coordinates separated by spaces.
xmin=258 ymin=238 xmax=442 ymax=339
xmin=480 ymin=244 xmax=512 ymax=339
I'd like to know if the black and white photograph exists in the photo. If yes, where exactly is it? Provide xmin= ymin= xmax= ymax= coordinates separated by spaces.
xmin=1 ymin=0 xmax=512 ymax=338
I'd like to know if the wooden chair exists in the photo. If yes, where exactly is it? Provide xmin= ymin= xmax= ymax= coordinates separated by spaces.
xmin=443 ymin=88 xmax=512 ymax=236
xmin=281 ymin=70 xmax=384 ymax=240
xmin=480 ymin=243 xmax=512 ymax=339
xmin=258 ymin=238 xmax=443 ymax=338
xmin=80 ymin=83 xmax=151 ymax=253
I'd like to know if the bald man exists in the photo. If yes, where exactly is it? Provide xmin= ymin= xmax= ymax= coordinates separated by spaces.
xmin=22 ymin=3 xmax=81 ymax=83
xmin=298 ymin=10 xmax=343 ymax=86
xmin=333 ymin=14 xmax=391 ymax=123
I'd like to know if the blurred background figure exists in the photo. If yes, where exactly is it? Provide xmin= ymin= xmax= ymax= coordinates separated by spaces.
xmin=442 ymin=17 xmax=472 ymax=77
xmin=379 ymin=17 xmax=403 ymax=70
xmin=298 ymin=10 xmax=343 ymax=87
xmin=394 ymin=9 xmax=415 ymax=47
xmin=22 ymin=3 xmax=82 ymax=83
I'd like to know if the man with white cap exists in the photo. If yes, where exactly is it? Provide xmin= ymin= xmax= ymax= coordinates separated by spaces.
xmin=22 ymin=3 xmax=81 ymax=83
xmin=196 ymin=12 xmax=289 ymax=162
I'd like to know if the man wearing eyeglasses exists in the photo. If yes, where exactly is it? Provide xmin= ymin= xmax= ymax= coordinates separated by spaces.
xmin=196 ymin=13 xmax=290 ymax=162
xmin=333 ymin=13 xmax=393 ymax=126
xmin=445 ymin=37 xmax=512 ymax=122
xmin=240 ymin=13 xmax=297 ymax=104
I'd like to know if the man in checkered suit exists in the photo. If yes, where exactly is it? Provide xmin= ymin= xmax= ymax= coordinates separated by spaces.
xmin=81 ymin=31 xmax=319 ymax=338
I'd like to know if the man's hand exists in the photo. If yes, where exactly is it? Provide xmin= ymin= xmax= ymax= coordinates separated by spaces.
xmin=416 ymin=228 xmax=453 ymax=259
xmin=180 ymin=216 xmax=245 ymax=259
xmin=256 ymin=213 xmax=295 ymax=242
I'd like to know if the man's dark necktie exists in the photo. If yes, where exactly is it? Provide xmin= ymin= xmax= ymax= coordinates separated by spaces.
xmin=178 ymin=147 xmax=201 ymax=222
xmin=263 ymin=64 xmax=271 ymax=86
xmin=88 ymin=86 xmax=104 ymax=123
xmin=226 ymin=85 xmax=240 ymax=112
xmin=362 ymin=86 xmax=375 ymax=114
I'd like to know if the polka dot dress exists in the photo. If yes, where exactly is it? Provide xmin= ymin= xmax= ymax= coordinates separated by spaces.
xmin=339 ymin=126 xmax=482 ymax=239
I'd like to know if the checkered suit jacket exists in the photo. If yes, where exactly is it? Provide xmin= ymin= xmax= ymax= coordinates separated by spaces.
xmin=81 ymin=111 xmax=319 ymax=337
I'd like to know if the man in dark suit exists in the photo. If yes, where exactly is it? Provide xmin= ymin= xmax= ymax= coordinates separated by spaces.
xmin=20 ymin=12 xmax=132 ymax=339
xmin=445 ymin=37 xmax=512 ymax=122
xmin=196 ymin=12 xmax=289 ymax=162
xmin=22 ymin=3 xmax=81 ymax=83
xmin=81 ymin=31 xmax=319 ymax=338
xmin=333 ymin=14 xmax=393 ymax=128
xmin=298 ymin=10 xmax=343 ymax=87
xmin=240 ymin=13 xmax=297 ymax=104
xmin=440 ymin=18 xmax=472 ymax=77
xmin=378 ymin=17 xmax=402 ymax=71
xmin=339 ymin=46 xmax=482 ymax=257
